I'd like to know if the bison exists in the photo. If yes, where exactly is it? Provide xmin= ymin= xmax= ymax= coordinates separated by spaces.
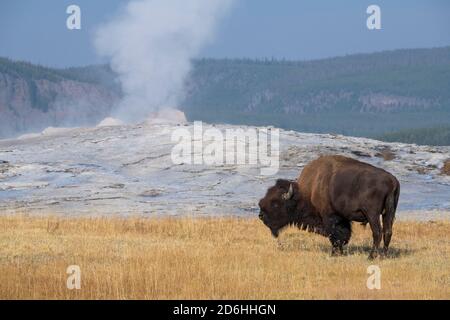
xmin=258 ymin=155 xmax=400 ymax=259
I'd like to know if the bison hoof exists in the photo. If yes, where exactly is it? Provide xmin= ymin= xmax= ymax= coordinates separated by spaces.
xmin=368 ymin=251 xmax=379 ymax=260
xmin=331 ymin=248 xmax=344 ymax=257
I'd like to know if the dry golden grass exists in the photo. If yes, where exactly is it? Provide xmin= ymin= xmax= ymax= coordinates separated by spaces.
xmin=0 ymin=215 xmax=449 ymax=300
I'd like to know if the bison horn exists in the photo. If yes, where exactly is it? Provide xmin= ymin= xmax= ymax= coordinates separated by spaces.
xmin=282 ymin=184 xmax=294 ymax=200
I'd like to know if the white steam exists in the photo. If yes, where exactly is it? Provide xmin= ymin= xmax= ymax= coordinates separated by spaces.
xmin=95 ymin=0 xmax=234 ymax=122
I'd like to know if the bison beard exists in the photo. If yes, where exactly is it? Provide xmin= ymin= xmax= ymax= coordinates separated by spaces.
xmin=258 ymin=155 xmax=400 ymax=259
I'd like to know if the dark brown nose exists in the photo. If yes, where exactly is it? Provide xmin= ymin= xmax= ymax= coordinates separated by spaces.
xmin=259 ymin=212 xmax=264 ymax=220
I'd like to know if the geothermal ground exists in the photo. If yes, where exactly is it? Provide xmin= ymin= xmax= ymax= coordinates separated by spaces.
xmin=0 ymin=121 xmax=449 ymax=220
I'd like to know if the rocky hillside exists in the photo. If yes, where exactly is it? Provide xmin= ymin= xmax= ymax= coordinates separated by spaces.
xmin=0 ymin=58 xmax=120 ymax=138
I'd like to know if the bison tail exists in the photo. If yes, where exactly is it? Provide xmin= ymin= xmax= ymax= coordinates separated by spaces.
xmin=382 ymin=181 xmax=400 ymax=250
xmin=384 ymin=182 xmax=400 ymax=222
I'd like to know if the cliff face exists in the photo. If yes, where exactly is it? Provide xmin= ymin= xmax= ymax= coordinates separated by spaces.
xmin=0 ymin=71 xmax=120 ymax=138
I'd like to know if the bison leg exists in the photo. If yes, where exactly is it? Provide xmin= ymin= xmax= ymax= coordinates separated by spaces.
xmin=366 ymin=214 xmax=382 ymax=260
xmin=382 ymin=213 xmax=394 ymax=255
xmin=326 ymin=216 xmax=351 ymax=256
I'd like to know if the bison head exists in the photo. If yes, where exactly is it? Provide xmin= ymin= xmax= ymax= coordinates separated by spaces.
xmin=258 ymin=179 xmax=299 ymax=237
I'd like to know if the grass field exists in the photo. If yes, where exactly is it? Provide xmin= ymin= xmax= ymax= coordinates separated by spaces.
xmin=0 ymin=215 xmax=448 ymax=300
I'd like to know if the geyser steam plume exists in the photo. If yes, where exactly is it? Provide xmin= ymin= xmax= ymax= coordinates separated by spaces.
xmin=95 ymin=0 xmax=234 ymax=123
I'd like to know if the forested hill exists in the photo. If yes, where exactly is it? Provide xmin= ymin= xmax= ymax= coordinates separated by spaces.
xmin=1 ymin=46 xmax=450 ymax=144
xmin=183 ymin=46 xmax=450 ymax=140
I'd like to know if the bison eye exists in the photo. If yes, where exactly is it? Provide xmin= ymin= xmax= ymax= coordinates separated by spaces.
xmin=272 ymin=202 xmax=280 ymax=209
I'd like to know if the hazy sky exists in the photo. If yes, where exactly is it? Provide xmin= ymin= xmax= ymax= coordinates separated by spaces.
xmin=1 ymin=0 xmax=449 ymax=67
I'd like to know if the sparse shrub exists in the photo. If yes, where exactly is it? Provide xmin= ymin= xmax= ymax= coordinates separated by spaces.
xmin=441 ymin=159 xmax=450 ymax=176
xmin=376 ymin=148 xmax=396 ymax=161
